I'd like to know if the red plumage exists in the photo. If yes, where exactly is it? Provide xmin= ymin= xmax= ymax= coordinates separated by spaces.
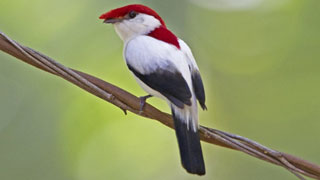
xmin=99 ymin=4 xmax=166 ymax=27
xmin=100 ymin=4 xmax=206 ymax=175
xmin=148 ymin=26 xmax=180 ymax=49
xmin=100 ymin=4 xmax=180 ymax=49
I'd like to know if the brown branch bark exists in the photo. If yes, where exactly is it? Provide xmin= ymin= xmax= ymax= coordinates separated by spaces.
xmin=0 ymin=31 xmax=319 ymax=180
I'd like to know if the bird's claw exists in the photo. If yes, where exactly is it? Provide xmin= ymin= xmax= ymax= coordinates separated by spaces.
xmin=139 ymin=95 xmax=152 ymax=113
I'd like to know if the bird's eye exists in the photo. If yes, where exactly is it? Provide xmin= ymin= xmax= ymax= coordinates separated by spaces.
xmin=128 ymin=11 xmax=137 ymax=18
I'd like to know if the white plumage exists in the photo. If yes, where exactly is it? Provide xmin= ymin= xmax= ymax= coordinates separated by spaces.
xmin=114 ymin=14 xmax=161 ymax=42
xmin=125 ymin=35 xmax=199 ymax=131
xmin=101 ymin=6 xmax=206 ymax=174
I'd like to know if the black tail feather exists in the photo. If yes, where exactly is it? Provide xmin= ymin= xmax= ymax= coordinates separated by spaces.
xmin=172 ymin=108 xmax=206 ymax=175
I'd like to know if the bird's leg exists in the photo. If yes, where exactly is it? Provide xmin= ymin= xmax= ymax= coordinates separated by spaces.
xmin=139 ymin=95 xmax=153 ymax=112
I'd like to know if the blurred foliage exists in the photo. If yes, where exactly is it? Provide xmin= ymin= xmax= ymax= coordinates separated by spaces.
xmin=0 ymin=0 xmax=320 ymax=179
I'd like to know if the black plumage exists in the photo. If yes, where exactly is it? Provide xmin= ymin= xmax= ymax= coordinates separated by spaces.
xmin=127 ymin=64 xmax=192 ymax=108
xmin=127 ymin=62 xmax=206 ymax=175
xmin=191 ymin=71 xmax=207 ymax=110
xmin=171 ymin=107 xmax=205 ymax=175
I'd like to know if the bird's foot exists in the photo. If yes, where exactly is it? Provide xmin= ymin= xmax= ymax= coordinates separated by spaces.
xmin=139 ymin=95 xmax=153 ymax=113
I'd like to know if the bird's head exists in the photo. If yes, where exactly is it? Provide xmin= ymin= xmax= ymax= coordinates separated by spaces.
xmin=99 ymin=4 xmax=165 ymax=42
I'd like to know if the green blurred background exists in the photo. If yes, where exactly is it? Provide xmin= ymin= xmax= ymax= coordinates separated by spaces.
xmin=0 ymin=0 xmax=319 ymax=179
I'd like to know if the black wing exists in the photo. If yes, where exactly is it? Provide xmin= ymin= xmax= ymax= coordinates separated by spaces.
xmin=191 ymin=71 xmax=207 ymax=110
xmin=128 ymin=64 xmax=192 ymax=108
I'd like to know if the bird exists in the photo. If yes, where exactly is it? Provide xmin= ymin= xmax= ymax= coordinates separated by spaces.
xmin=99 ymin=4 xmax=207 ymax=175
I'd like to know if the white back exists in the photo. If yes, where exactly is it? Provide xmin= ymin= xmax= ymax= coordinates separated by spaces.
xmin=125 ymin=36 xmax=200 ymax=130
xmin=125 ymin=36 xmax=192 ymax=86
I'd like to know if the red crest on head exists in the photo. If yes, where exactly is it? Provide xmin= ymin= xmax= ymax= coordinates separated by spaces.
xmin=99 ymin=4 xmax=166 ymax=27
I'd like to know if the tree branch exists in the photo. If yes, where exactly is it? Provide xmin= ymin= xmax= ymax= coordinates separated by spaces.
xmin=0 ymin=31 xmax=319 ymax=180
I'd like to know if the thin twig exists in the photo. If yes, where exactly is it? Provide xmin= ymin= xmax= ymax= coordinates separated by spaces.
xmin=0 ymin=31 xmax=319 ymax=180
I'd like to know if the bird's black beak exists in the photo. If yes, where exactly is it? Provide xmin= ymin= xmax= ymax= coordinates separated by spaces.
xmin=103 ymin=18 xmax=123 ymax=24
